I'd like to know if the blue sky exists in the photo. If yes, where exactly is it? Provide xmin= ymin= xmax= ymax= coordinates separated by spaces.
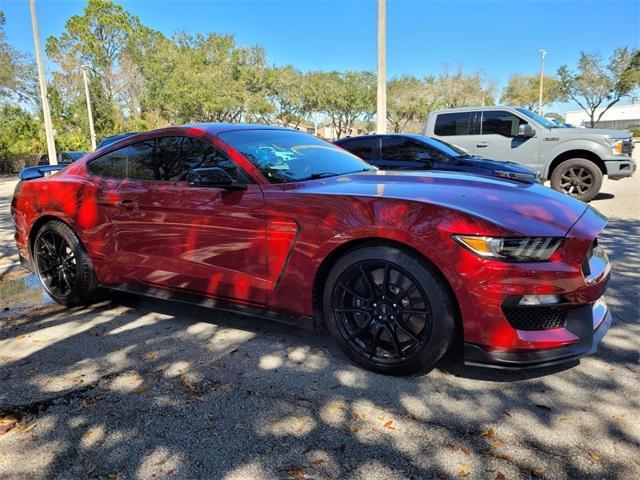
xmin=2 ymin=0 xmax=639 ymax=113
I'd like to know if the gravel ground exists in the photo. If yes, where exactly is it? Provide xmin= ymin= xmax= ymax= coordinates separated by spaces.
xmin=0 ymin=169 xmax=638 ymax=480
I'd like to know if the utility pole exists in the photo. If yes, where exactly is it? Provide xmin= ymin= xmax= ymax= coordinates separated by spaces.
xmin=376 ymin=0 xmax=387 ymax=134
xmin=29 ymin=0 xmax=57 ymax=165
xmin=81 ymin=65 xmax=97 ymax=151
xmin=538 ymin=49 xmax=547 ymax=116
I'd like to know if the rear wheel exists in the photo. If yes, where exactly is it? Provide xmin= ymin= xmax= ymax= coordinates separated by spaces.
xmin=33 ymin=220 xmax=97 ymax=306
xmin=323 ymin=245 xmax=456 ymax=375
xmin=550 ymin=158 xmax=603 ymax=202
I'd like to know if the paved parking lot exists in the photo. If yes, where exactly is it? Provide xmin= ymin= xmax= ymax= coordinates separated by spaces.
xmin=0 ymin=172 xmax=638 ymax=480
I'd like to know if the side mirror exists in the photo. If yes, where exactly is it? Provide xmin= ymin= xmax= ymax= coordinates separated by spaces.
xmin=187 ymin=167 xmax=246 ymax=190
xmin=517 ymin=124 xmax=536 ymax=138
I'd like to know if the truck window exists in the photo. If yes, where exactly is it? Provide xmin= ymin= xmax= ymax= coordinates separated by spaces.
xmin=481 ymin=111 xmax=526 ymax=137
xmin=434 ymin=112 xmax=472 ymax=136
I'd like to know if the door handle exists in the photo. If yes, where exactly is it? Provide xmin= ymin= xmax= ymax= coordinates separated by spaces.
xmin=115 ymin=199 xmax=139 ymax=209
xmin=476 ymin=142 xmax=489 ymax=148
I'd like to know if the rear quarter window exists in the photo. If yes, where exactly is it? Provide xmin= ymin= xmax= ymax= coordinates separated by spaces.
xmin=434 ymin=112 xmax=472 ymax=136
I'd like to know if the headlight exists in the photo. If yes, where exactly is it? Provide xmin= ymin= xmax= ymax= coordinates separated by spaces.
xmin=606 ymin=138 xmax=624 ymax=155
xmin=452 ymin=235 xmax=562 ymax=262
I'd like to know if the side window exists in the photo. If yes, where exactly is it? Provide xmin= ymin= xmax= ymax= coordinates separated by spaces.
xmin=88 ymin=149 xmax=129 ymax=179
xmin=381 ymin=137 xmax=425 ymax=161
xmin=157 ymin=136 xmax=243 ymax=181
xmin=339 ymin=138 xmax=374 ymax=160
xmin=481 ymin=111 xmax=526 ymax=137
xmin=121 ymin=140 xmax=157 ymax=180
xmin=434 ymin=112 xmax=472 ymax=136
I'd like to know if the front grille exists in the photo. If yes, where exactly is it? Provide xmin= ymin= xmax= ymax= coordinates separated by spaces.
xmin=503 ymin=306 xmax=569 ymax=331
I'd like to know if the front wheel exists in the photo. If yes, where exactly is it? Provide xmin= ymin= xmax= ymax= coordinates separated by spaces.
xmin=550 ymin=158 xmax=603 ymax=202
xmin=323 ymin=245 xmax=456 ymax=375
xmin=33 ymin=220 xmax=98 ymax=306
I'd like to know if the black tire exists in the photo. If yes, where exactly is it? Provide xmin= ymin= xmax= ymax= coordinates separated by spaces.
xmin=550 ymin=158 xmax=603 ymax=202
xmin=323 ymin=245 xmax=456 ymax=375
xmin=32 ymin=220 xmax=98 ymax=306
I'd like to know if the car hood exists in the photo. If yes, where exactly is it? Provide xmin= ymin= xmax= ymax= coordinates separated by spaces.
xmin=459 ymin=156 xmax=536 ymax=174
xmin=293 ymin=171 xmax=588 ymax=237
xmin=552 ymin=127 xmax=631 ymax=139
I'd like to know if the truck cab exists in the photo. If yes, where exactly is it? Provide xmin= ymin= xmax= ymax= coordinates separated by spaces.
xmin=425 ymin=106 xmax=636 ymax=201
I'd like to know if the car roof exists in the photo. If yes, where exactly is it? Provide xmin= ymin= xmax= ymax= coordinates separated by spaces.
xmin=186 ymin=123 xmax=295 ymax=135
xmin=335 ymin=133 xmax=443 ymax=145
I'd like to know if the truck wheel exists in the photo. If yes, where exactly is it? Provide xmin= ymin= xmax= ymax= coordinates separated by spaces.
xmin=550 ymin=158 xmax=603 ymax=202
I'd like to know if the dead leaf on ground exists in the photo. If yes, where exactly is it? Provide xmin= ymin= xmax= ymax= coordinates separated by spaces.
xmin=589 ymin=451 xmax=600 ymax=462
xmin=495 ymin=473 xmax=507 ymax=480
xmin=480 ymin=427 xmax=495 ymax=438
xmin=383 ymin=420 xmax=395 ymax=430
xmin=0 ymin=416 xmax=19 ymax=435
xmin=142 ymin=352 xmax=158 ymax=362
xmin=311 ymin=458 xmax=326 ymax=465
xmin=458 ymin=463 xmax=470 ymax=477
xmin=284 ymin=464 xmax=306 ymax=480
xmin=497 ymin=454 xmax=512 ymax=462
xmin=335 ymin=443 xmax=346 ymax=453
xmin=133 ymin=385 xmax=150 ymax=396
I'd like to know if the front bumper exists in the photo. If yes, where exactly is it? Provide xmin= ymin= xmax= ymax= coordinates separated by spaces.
xmin=605 ymin=158 xmax=636 ymax=180
xmin=463 ymin=296 xmax=612 ymax=369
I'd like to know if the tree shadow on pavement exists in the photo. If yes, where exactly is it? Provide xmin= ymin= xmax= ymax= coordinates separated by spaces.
xmin=0 ymin=219 xmax=638 ymax=480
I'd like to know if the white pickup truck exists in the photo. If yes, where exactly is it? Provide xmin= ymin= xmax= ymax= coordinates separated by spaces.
xmin=425 ymin=106 xmax=636 ymax=201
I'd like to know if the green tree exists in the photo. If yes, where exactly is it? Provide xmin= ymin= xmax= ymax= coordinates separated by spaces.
xmin=307 ymin=71 xmax=375 ymax=139
xmin=387 ymin=75 xmax=440 ymax=133
xmin=45 ymin=0 xmax=142 ymax=104
xmin=557 ymin=48 xmax=640 ymax=127
xmin=500 ymin=73 xmax=562 ymax=110
xmin=139 ymin=32 xmax=270 ymax=124
xmin=0 ymin=106 xmax=43 ymax=172
xmin=0 ymin=11 xmax=36 ymax=104
xmin=263 ymin=66 xmax=314 ymax=127
xmin=435 ymin=68 xmax=496 ymax=108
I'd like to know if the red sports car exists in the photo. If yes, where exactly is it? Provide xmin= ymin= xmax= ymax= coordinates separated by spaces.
xmin=11 ymin=124 xmax=612 ymax=374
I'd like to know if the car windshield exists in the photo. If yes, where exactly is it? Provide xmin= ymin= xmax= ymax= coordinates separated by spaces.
xmin=422 ymin=136 xmax=472 ymax=157
xmin=219 ymin=129 xmax=376 ymax=183
xmin=515 ymin=108 xmax=559 ymax=129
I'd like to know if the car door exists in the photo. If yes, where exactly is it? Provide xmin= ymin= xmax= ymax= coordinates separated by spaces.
xmin=431 ymin=111 xmax=478 ymax=154
xmin=379 ymin=137 xmax=435 ymax=170
xmin=475 ymin=109 xmax=541 ymax=170
xmin=111 ymin=135 xmax=268 ymax=306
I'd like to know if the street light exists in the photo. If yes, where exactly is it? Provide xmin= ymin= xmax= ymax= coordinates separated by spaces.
xmin=81 ymin=65 xmax=97 ymax=151
xmin=376 ymin=0 xmax=387 ymax=134
xmin=538 ymin=49 xmax=547 ymax=116
xmin=29 ymin=0 xmax=57 ymax=165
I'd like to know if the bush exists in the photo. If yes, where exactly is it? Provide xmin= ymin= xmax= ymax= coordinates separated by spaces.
xmin=630 ymin=128 xmax=640 ymax=139
xmin=0 ymin=154 xmax=37 ymax=174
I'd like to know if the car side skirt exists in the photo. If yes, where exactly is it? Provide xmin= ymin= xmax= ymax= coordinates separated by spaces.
xmin=105 ymin=283 xmax=320 ymax=331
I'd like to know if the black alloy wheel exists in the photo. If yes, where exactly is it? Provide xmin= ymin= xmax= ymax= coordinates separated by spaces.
xmin=323 ymin=245 xmax=456 ymax=375
xmin=36 ymin=229 xmax=77 ymax=298
xmin=331 ymin=260 xmax=432 ymax=364
xmin=33 ymin=220 xmax=97 ymax=306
